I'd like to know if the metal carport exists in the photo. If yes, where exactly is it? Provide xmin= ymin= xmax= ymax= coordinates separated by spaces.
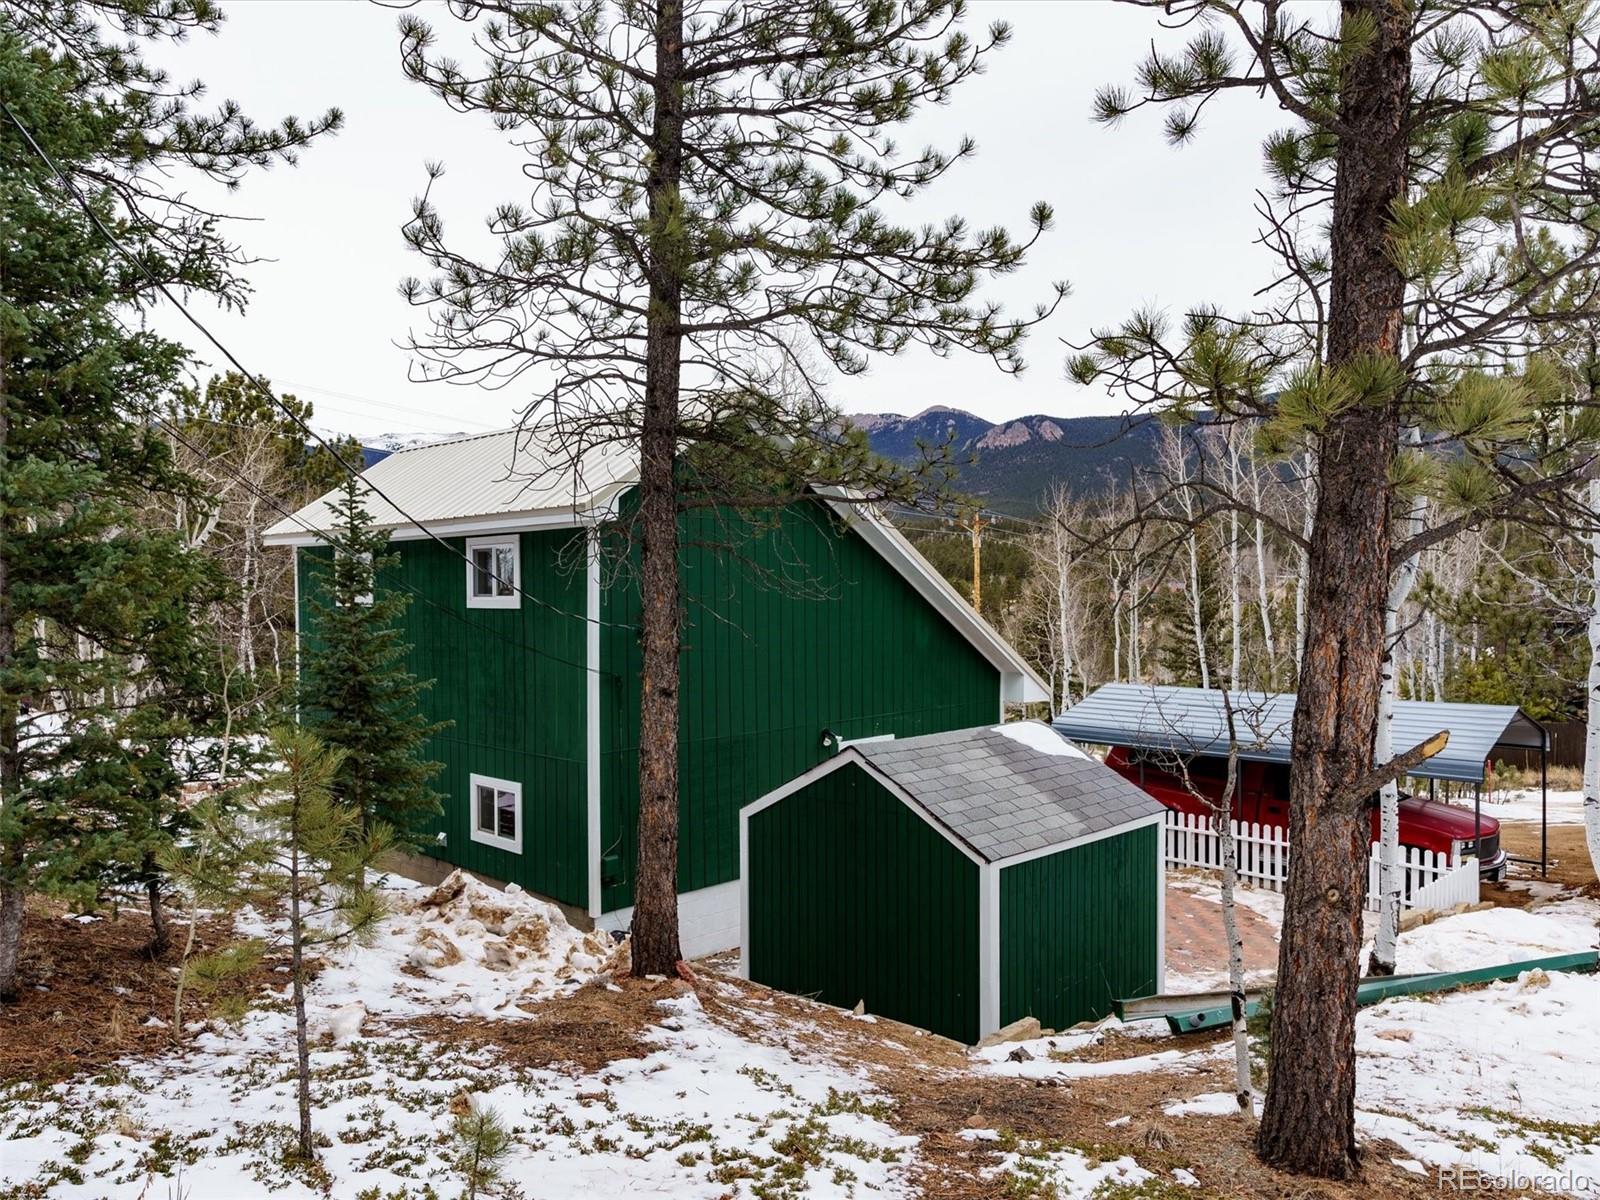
xmin=1053 ymin=683 xmax=1551 ymax=874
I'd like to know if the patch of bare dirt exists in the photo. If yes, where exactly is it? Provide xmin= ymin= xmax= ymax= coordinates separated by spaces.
xmin=401 ymin=971 xmax=675 ymax=1073
xmin=0 ymin=898 xmax=279 ymax=1085
xmin=1496 ymin=821 xmax=1598 ymax=895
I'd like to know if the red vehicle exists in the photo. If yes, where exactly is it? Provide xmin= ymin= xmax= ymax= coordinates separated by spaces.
xmin=1105 ymin=746 xmax=1508 ymax=878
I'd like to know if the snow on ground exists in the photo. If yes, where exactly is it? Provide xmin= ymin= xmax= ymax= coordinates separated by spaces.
xmin=1355 ymin=969 xmax=1600 ymax=1197
xmin=1151 ymin=890 xmax=1600 ymax=1195
xmin=1167 ymin=872 xmax=1287 ymax=926
xmin=308 ymin=869 xmax=616 ymax=1024
xmin=1390 ymin=898 xmax=1599 ymax=975
xmin=961 ymin=1128 xmax=1155 ymax=1196
xmin=0 ymin=871 xmax=918 ymax=1200
xmin=1480 ymin=787 xmax=1588 ymax=825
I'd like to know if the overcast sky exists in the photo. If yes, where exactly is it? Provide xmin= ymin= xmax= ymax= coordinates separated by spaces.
xmin=143 ymin=0 xmax=1285 ymax=440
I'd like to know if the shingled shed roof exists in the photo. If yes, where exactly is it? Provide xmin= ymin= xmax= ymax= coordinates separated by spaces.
xmin=843 ymin=722 xmax=1165 ymax=863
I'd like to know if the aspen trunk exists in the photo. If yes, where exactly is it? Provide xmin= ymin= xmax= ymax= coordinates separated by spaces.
xmin=1256 ymin=0 xmax=1409 ymax=1176
xmin=1584 ymin=479 xmax=1600 ymax=883
xmin=1370 ymin=440 xmax=1425 ymax=976
xmin=1227 ymin=431 xmax=1242 ymax=686
xmin=630 ymin=0 xmax=687 ymax=977
xmin=1217 ymin=810 xmax=1254 ymax=1119
xmin=1250 ymin=458 xmax=1277 ymax=678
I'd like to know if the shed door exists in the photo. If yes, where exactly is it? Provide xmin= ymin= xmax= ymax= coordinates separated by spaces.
xmin=746 ymin=763 xmax=980 ymax=1043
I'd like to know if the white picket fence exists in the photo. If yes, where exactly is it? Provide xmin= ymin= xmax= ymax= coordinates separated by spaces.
xmin=1164 ymin=811 xmax=1479 ymax=913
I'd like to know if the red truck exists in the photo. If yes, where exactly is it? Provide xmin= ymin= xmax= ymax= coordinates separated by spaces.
xmin=1104 ymin=746 xmax=1508 ymax=878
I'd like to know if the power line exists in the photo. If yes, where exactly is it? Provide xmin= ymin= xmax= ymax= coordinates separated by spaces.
xmin=275 ymin=378 xmax=500 ymax=432
xmin=1 ymin=95 xmax=629 ymax=633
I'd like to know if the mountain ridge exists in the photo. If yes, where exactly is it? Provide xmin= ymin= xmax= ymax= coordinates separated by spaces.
xmin=844 ymin=407 xmax=1159 ymax=514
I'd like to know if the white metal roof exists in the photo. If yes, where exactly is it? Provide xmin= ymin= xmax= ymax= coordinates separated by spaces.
xmin=1053 ymin=683 xmax=1548 ymax=784
xmin=263 ymin=427 xmax=637 ymax=543
xmin=262 ymin=427 xmax=1049 ymax=703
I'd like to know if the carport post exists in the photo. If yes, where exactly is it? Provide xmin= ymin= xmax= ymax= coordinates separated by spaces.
xmin=1474 ymin=784 xmax=1481 ymax=861
xmin=1540 ymin=737 xmax=1549 ymax=878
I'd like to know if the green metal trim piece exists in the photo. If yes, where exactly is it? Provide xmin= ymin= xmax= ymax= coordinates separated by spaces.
xmin=1114 ymin=950 xmax=1600 ymax=1036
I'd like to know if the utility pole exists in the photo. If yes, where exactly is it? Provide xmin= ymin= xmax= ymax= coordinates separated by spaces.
xmin=970 ymin=511 xmax=984 ymax=615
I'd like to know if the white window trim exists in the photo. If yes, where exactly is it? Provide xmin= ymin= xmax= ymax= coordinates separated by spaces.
xmin=465 ymin=536 xmax=521 ymax=609
xmin=468 ymin=773 xmax=523 ymax=854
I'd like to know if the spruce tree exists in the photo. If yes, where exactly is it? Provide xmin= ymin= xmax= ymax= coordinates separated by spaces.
xmin=299 ymin=475 xmax=447 ymax=843
xmin=0 ymin=29 xmax=222 ymax=998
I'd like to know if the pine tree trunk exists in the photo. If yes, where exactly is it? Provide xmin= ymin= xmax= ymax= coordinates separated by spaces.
xmin=0 ymin=885 xmax=21 ymax=1002
xmin=290 ymin=840 xmax=314 ymax=1161
xmin=630 ymin=0 xmax=687 ymax=978
xmin=144 ymin=871 xmax=170 ymax=959
xmin=1256 ymin=0 xmax=1409 ymax=1177
xmin=0 ymin=333 xmax=21 ymax=1004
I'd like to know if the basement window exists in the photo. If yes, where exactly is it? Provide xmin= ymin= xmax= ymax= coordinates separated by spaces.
xmin=465 ymin=536 xmax=519 ymax=609
xmin=469 ymin=773 xmax=522 ymax=854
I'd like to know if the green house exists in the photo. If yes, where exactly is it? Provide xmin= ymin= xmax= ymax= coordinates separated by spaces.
xmin=264 ymin=428 xmax=1048 ymax=955
xmin=739 ymin=721 xmax=1166 ymax=1042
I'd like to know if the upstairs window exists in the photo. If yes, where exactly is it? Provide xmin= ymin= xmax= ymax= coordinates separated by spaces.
xmin=465 ymin=536 xmax=519 ymax=609
xmin=469 ymin=773 xmax=521 ymax=854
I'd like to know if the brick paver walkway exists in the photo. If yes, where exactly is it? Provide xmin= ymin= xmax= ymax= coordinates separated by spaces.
xmin=1165 ymin=880 xmax=1280 ymax=991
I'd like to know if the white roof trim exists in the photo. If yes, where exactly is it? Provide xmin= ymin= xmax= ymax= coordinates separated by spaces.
xmin=740 ymin=749 xmax=989 ymax=867
xmin=264 ymin=432 xmax=1046 ymax=702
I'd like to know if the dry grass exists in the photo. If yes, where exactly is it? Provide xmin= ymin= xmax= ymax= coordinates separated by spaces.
xmin=1496 ymin=821 xmax=1598 ymax=895
xmin=689 ymin=968 xmax=1522 ymax=1200
xmin=402 ymin=972 xmax=670 ymax=1073
xmin=0 ymin=897 xmax=282 ymax=1085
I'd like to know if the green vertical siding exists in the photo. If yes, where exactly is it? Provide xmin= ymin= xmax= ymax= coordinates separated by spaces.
xmin=600 ymin=498 xmax=1000 ymax=911
xmin=297 ymin=533 xmax=590 ymax=907
xmin=999 ymin=822 xmax=1161 ymax=1030
xmin=746 ymin=763 xmax=980 ymax=1042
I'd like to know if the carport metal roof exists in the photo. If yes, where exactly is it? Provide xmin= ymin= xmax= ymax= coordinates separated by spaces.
xmin=1052 ymin=683 xmax=1547 ymax=784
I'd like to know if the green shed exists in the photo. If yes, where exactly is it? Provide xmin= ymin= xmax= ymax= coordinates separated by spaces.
xmin=739 ymin=721 xmax=1167 ymax=1043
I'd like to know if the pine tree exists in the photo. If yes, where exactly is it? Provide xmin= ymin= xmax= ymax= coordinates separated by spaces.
xmin=252 ymin=725 xmax=392 ymax=1163
xmin=1074 ymin=0 xmax=1600 ymax=1176
xmin=396 ymin=0 xmax=1063 ymax=974
xmin=450 ymin=1098 xmax=515 ymax=1200
xmin=299 ymin=475 xmax=447 ymax=843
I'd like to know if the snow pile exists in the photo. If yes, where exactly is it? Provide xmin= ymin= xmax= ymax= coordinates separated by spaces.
xmin=993 ymin=720 xmax=1089 ymax=759
xmin=1389 ymin=898 xmax=1599 ymax=975
xmin=311 ymin=869 xmax=618 ymax=1023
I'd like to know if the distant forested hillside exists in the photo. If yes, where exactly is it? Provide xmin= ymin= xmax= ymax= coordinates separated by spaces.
xmin=846 ymin=407 xmax=1164 ymax=514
